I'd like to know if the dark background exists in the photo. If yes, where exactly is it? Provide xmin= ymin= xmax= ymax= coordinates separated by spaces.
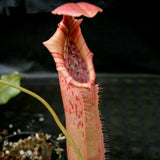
xmin=0 ymin=0 xmax=160 ymax=75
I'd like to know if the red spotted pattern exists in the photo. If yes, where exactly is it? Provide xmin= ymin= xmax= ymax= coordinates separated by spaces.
xmin=64 ymin=36 xmax=89 ymax=83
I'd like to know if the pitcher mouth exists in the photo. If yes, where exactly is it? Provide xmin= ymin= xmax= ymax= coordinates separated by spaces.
xmin=43 ymin=15 xmax=96 ymax=88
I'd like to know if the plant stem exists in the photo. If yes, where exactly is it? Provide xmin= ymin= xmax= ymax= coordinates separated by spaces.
xmin=0 ymin=79 xmax=83 ymax=160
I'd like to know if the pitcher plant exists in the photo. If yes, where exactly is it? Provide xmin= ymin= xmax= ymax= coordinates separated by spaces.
xmin=43 ymin=2 xmax=105 ymax=160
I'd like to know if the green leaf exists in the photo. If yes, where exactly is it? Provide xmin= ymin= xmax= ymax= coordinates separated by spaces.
xmin=0 ymin=72 xmax=22 ymax=105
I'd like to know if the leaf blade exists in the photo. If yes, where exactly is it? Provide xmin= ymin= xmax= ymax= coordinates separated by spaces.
xmin=0 ymin=72 xmax=22 ymax=105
